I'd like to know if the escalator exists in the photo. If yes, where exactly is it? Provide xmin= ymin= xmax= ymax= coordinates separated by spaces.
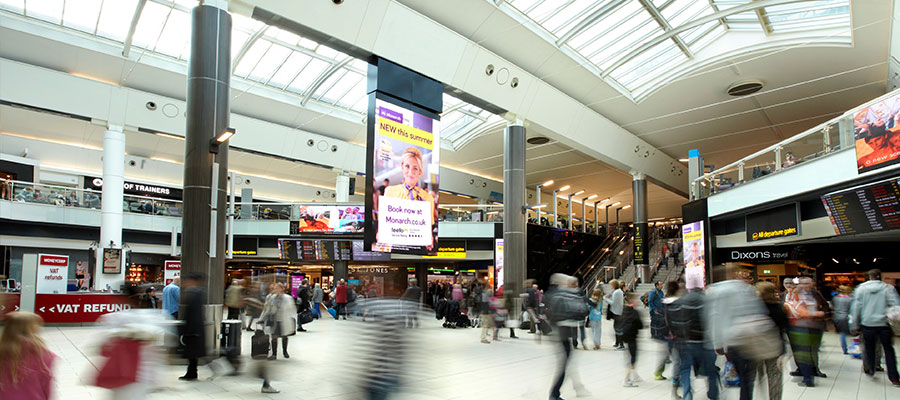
xmin=525 ymin=223 xmax=632 ymax=290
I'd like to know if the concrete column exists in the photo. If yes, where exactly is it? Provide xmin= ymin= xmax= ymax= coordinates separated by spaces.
xmin=335 ymin=174 xmax=350 ymax=202
xmin=605 ymin=206 xmax=610 ymax=235
xmin=96 ymin=126 xmax=125 ymax=291
xmin=632 ymin=172 xmax=650 ymax=283
xmin=567 ymin=193 xmax=574 ymax=230
xmin=688 ymin=149 xmax=703 ymax=200
xmin=415 ymin=264 xmax=427 ymax=303
xmin=503 ymin=123 xmax=526 ymax=305
xmin=182 ymin=3 xmax=231 ymax=309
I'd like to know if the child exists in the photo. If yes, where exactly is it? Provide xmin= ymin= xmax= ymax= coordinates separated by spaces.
xmin=589 ymin=289 xmax=604 ymax=349
xmin=621 ymin=292 xmax=644 ymax=387
xmin=0 ymin=312 xmax=57 ymax=400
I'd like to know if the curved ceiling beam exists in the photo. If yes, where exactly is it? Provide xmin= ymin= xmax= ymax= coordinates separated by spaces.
xmin=121 ymin=0 xmax=148 ymax=58
xmin=601 ymin=0 xmax=811 ymax=78
xmin=232 ymin=25 xmax=268 ymax=67
xmin=555 ymin=0 xmax=628 ymax=46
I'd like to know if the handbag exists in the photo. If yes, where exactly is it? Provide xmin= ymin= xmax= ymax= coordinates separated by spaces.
xmin=299 ymin=310 xmax=314 ymax=325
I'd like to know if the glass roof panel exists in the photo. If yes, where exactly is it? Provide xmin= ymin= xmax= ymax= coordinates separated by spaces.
xmin=336 ymin=78 xmax=367 ymax=109
xmin=287 ymin=57 xmax=329 ymax=94
xmin=268 ymin=51 xmax=312 ymax=88
xmin=541 ymin=0 xmax=603 ymax=35
xmin=665 ymin=0 xmax=714 ymax=28
xmin=230 ymin=29 xmax=250 ymax=61
xmin=154 ymin=8 xmax=191 ymax=57
xmin=25 ymin=0 xmax=63 ymax=24
xmin=680 ymin=19 xmax=718 ymax=45
xmin=320 ymin=71 xmax=362 ymax=104
xmin=569 ymin=0 xmax=643 ymax=51
xmin=131 ymin=1 xmax=170 ymax=50
xmin=95 ymin=1 xmax=136 ymax=41
xmin=311 ymin=69 xmax=346 ymax=100
xmin=0 ymin=0 xmax=25 ymax=13
xmin=233 ymin=39 xmax=270 ymax=77
xmin=62 ymin=0 xmax=102 ymax=34
xmin=247 ymin=41 xmax=292 ymax=83
xmin=590 ymin=17 xmax=660 ymax=69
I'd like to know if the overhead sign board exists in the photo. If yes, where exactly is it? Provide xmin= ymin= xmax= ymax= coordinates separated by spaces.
xmin=746 ymin=203 xmax=799 ymax=242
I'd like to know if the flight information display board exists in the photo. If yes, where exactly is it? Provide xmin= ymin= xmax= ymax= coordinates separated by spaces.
xmin=278 ymin=239 xmax=352 ymax=261
xmin=821 ymin=177 xmax=900 ymax=236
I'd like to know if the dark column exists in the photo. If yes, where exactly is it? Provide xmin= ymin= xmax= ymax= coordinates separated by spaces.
xmin=182 ymin=4 xmax=230 ymax=313
xmin=415 ymin=264 xmax=427 ymax=302
xmin=503 ymin=123 xmax=526 ymax=304
xmin=333 ymin=261 xmax=348 ymax=282
xmin=632 ymin=172 xmax=649 ymax=283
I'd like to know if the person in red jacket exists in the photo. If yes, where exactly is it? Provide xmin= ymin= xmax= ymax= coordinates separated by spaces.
xmin=335 ymin=279 xmax=349 ymax=320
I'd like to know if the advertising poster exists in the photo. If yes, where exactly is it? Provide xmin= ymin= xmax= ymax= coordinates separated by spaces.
xmin=37 ymin=254 xmax=69 ymax=294
xmin=681 ymin=222 xmax=706 ymax=289
xmin=853 ymin=92 xmax=900 ymax=173
xmin=633 ymin=223 xmax=648 ymax=264
xmin=291 ymin=275 xmax=305 ymax=298
xmin=294 ymin=205 xmax=364 ymax=234
xmin=367 ymin=98 xmax=440 ymax=254
xmin=494 ymin=239 xmax=504 ymax=292
xmin=102 ymin=248 xmax=122 ymax=274
xmin=164 ymin=260 xmax=181 ymax=285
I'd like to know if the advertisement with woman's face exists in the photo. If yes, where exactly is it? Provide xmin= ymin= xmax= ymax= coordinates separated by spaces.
xmin=367 ymin=98 xmax=440 ymax=255
xmin=682 ymin=221 xmax=706 ymax=289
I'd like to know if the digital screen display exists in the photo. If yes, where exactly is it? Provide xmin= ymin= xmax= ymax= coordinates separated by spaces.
xmin=293 ymin=205 xmax=365 ymax=234
xmin=745 ymin=203 xmax=799 ymax=242
xmin=351 ymin=240 xmax=391 ymax=261
xmin=278 ymin=239 xmax=352 ymax=261
xmin=366 ymin=98 xmax=440 ymax=255
xmin=681 ymin=221 xmax=706 ymax=290
xmin=821 ymin=177 xmax=900 ymax=236
xmin=852 ymin=93 xmax=900 ymax=174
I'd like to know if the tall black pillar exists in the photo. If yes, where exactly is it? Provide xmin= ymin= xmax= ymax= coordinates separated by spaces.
xmin=632 ymin=172 xmax=649 ymax=283
xmin=333 ymin=261 xmax=348 ymax=282
xmin=503 ymin=124 xmax=526 ymax=303
xmin=182 ymin=4 xmax=230 ymax=311
xmin=415 ymin=265 xmax=428 ymax=302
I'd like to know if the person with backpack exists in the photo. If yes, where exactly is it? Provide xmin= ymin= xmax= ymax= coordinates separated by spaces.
xmin=620 ymin=292 xmax=645 ymax=387
xmin=547 ymin=274 xmax=590 ymax=399
xmin=850 ymin=269 xmax=900 ymax=386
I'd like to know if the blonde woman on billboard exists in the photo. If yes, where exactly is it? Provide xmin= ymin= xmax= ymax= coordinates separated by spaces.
xmin=383 ymin=147 xmax=435 ymax=211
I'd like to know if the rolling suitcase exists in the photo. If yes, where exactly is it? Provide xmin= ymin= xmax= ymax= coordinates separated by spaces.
xmin=251 ymin=330 xmax=270 ymax=360
xmin=537 ymin=319 xmax=552 ymax=335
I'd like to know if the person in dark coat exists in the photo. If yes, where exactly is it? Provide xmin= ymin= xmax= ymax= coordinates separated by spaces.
xmin=179 ymin=273 xmax=207 ymax=381
xmin=296 ymin=279 xmax=311 ymax=332
xmin=401 ymin=279 xmax=422 ymax=328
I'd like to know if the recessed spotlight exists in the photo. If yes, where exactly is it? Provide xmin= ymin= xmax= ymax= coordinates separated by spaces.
xmin=679 ymin=158 xmax=689 ymax=162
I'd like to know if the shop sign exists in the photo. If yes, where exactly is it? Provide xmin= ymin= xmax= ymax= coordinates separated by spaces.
xmin=746 ymin=203 xmax=799 ymax=242
xmin=34 ymin=294 xmax=130 ymax=323
xmin=102 ymin=248 xmax=122 ymax=274
xmin=716 ymin=247 xmax=792 ymax=263
xmin=164 ymin=260 xmax=181 ymax=285
xmin=37 ymin=254 xmax=69 ymax=294
xmin=233 ymin=237 xmax=259 ymax=256
xmin=422 ymin=246 xmax=466 ymax=259
xmin=85 ymin=176 xmax=183 ymax=200
xmin=350 ymin=266 xmax=392 ymax=274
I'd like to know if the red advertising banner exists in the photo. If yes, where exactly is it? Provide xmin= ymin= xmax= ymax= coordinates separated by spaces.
xmin=0 ymin=293 xmax=21 ymax=320
xmin=164 ymin=260 xmax=181 ymax=285
xmin=37 ymin=253 xmax=69 ymax=294
xmin=34 ymin=294 xmax=131 ymax=323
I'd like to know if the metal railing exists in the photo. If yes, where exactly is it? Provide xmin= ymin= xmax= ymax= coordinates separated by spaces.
xmin=437 ymin=204 xmax=504 ymax=222
xmin=1 ymin=179 xmax=184 ymax=216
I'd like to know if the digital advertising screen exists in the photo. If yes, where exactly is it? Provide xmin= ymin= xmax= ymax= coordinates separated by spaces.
xmin=494 ymin=239 xmax=504 ymax=292
xmin=821 ymin=177 xmax=900 ymax=236
xmin=853 ymin=92 xmax=900 ymax=174
xmin=366 ymin=97 xmax=440 ymax=255
xmin=294 ymin=205 xmax=364 ymax=234
xmin=745 ymin=203 xmax=799 ymax=242
xmin=681 ymin=221 xmax=706 ymax=290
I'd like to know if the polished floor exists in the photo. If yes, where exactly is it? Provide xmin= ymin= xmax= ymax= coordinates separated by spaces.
xmin=39 ymin=310 xmax=900 ymax=399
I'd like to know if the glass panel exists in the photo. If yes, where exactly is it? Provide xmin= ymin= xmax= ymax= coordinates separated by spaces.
xmin=336 ymin=78 xmax=367 ymax=109
xmin=590 ymin=20 xmax=660 ymax=69
xmin=681 ymin=20 xmax=717 ymax=45
xmin=247 ymin=41 xmax=291 ymax=82
xmin=232 ymin=13 xmax=264 ymax=33
xmin=287 ymin=58 xmax=329 ymax=94
xmin=131 ymin=1 xmax=171 ymax=49
xmin=511 ymin=0 xmax=542 ymax=12
xmin=230 ymin=30 xmax=250 ymax=61
xmin=666 ymin=0 xmax=713 ymax=28
xmin=232 ymin=40 xmax=271 ymax=77
xmin=311 ymin=69 xmax=347 ymax=100
xmin=350 ymin=96 xmax=368 ymax=113
xmin=569 ymin=0 xmax=643 ymax=51
xmin=610 ymin=39 xmax=680 ymax=85
xmin=315 ymin=44 xmax=340 ymax=59
xmin=724 ymin=11 xmax=759 ymax=22
xmin=0 ymin=0 xmax=25 ymax=13
xmin=268 ymin=51 xmax=312 ymax=88
xmin=771 ymin=17 xmax=850 ymax=33
xmin=62 ymin=0 xmax=102 ymax=33
xmin=528 ymin=0 xmax=569 ymax=23
xmin=96 ymin=0 xmax=139 ymax=42
xmin=153 ymin=9 xmax=191 ymax=57
xmin=322 ymin=71 xmax=362 ymax=104
xmin=298 ymin=37 xmax=317 ymax=50
xmin=542 ymin=0 xmax=599 ymax=35
xmin=26 ymin=0 xmax=63 ymax=24
xmin=272 ymin=28 xmax=302 ymax=46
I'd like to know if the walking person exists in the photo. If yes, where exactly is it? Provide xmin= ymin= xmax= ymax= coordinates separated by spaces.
xmin=401 ymin=278 xmax=422 ymax=328
xmin=311 ymin=283 xmax=324 ymax=319
xmin=756 ymin=281 xmax=789 ymax=400
xmin=480 ymin=286 xmax=496 ymax=344
xmin=225 ymin=279 xmax=244 ymax=321
xmin=259 ymin=283 xmax=296 ymax=360
xmin=335 ymin=279 xmax=349 ymax=320
xmin=648 ymin=281 xmax=671 ymax=381
xmin=162 ymin=277 xmax=180 ymax=319
xmin=179 ymin=273 xmax=207 ymax=381
xmin=850 ymin=269 xmax=900 ymax=385
xmin=588 ymin=289 xmax=604 ymax=349
xmin=621 ymin=292 xmax=645 ymax=387
xmin=605 ymin=279 xmax=625 ymax=350
xmin=785 ymin=276 xmax=826 ymax=387
xmin=547 ymin=274 xmax=590 ymax=399
xmin=295 ymin=279 xmax=311 ymax=332
xmin=832 ymin=285 xmax=853 ymax=355
xmin=667 ymin=282 xmax=718 ymax=400
xmin=0 ymin=312 xmax=57 ymax=400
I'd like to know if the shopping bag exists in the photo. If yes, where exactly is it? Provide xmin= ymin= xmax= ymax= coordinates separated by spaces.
xmin=723 ymin=361 xmax=740 ymax=387
xmin=849 ymin=337 xmax=862 ymax=359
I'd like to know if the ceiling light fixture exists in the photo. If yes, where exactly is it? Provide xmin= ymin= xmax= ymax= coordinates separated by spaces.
xmin=559 ymin=185 xmax=571 ymax=191
xmin=622 ymin=205 xmax=631 ymax=210
xmin=542 ymin=179 xmax=554 ymax=187
xmin=573 ymin=189 xmax=585 ymax=196
xmin=610 ymin=201 xmax=621 ymax=207
xmin=587 ymin=194 xmax=598 ymax=200
xmin=679 ymin=158 xmax=689 ymax=162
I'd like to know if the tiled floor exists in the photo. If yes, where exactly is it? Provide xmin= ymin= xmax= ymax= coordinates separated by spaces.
xmin=36 ymin=313 xmax=900 ymax=399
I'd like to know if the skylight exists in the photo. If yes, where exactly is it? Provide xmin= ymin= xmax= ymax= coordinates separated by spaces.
xmin=500 ymin=0 xmax=851 ymax=101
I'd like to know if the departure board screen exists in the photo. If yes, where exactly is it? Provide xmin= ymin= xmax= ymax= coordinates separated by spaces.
xmin=278 ymin=239 xmax=352 ymax=261
xmin=821 ymin=177 xmax=900 ymax=235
